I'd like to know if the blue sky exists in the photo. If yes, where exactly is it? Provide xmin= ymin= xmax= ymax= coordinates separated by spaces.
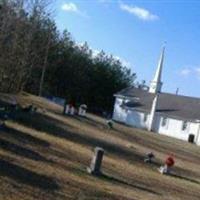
xmin=53 ymin=0 xmax=200 ymax=97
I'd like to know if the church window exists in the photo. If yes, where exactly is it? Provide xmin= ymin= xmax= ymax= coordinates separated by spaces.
xmin=182 ymin=121 xmax=188 ymax=131
xmin=161 ymin=117 xmax=167 ymax=127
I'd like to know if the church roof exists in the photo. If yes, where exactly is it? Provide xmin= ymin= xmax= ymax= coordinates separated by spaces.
xmin=115 ymin=87 xmax=200 ymax=121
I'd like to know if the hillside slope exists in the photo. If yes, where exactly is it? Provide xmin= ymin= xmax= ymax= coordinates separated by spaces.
xmin=0 ymin=93 xmax=200 ymax=200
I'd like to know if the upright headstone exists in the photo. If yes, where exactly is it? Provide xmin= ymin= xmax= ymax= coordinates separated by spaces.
xmin=78 ymin=104 xmax=87 ymax=117
xmin=87 ymin=147 xmax=104 ymax=175
xmin=70 ymin=106 xmax=75 ymax=115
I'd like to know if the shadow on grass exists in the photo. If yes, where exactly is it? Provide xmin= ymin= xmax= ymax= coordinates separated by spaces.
xmin=0 ymin=159 xmax=59 ymax=191
xmin=73 ymin=115 xmax=107 ymax=130
xmin=111 ymin=124 xmax=200 ymax=165
xmin=100 ymin=173 xmax=161 ymax=196
xmin=0 ymin=138 xmax=51 ymax=162
xmin=13 ymin=112 xmax=144 ymax=162
xmin=1 ymin=126 xmax=50 ymax=147
xmin=12 ymin=112 xmax=200 ymax=181
xmin=170 ymin=173 xmax=200 ymax=185
xmin=150 ymin=161 xmax=200 ymax=184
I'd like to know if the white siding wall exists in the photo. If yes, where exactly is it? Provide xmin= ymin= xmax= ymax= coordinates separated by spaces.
xmin=113 ymin=98 xmax=149 ymax=128
xmin=113 ymin=97 xmax=149 ymax=128
xmin=196 ymin=128 xmax=200 ymax=145
xmin=154 ymin=115 xmax=200 ymax=144
xmin=126 ymin=110 xmax=149 ymax=129
xmin=156 ymin=117 xmax=189 ymax=141
xmin=189 ymin=123 xmax=199 ymax=143
xmin=113 ymin=97 xmax=200 ymax=145
xmin=112 ymin=98 xmax=127 ymax=123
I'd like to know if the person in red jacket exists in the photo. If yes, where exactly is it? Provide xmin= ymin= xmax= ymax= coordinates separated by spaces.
xmin=159 ymin=154 xmax=175 ymax=174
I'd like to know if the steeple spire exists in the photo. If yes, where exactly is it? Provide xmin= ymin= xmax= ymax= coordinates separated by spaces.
xmin=149 ymin=45 xmax=165 ymax=93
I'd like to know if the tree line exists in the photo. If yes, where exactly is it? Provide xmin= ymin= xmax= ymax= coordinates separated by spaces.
xmin=0 ymin=0 xmax=136 ymax=113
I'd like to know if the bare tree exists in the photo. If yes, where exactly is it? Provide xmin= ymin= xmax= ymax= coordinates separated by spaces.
xmin=38 ymin=29 xmax=51 ymax=96
xmin=0 ymin=0 xmax=53 ymax=93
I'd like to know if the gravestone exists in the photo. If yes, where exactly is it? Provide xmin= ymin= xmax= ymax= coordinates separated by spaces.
xmin=87 ymin=147 xmax=104 ymax=175
xmin=69 ymin=106 xmax=75 ymax=115
xmin=78 ymin=104 xmax=87 ymax=117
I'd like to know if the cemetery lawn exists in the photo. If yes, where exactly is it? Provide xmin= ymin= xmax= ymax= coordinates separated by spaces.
xmin=0 ymin=93 xmax=200 ymax=200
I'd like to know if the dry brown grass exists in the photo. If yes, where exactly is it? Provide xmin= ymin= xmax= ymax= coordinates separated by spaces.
xmin=0 ymin=93 xmax=200 ymax=200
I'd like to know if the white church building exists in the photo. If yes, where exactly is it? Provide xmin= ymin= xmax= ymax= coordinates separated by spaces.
xmin=112 ymin=47 xmax=200 ymax=146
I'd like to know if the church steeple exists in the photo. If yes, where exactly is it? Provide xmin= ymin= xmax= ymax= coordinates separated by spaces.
xmin=149 ymin=46 xmax=165 ymax=93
